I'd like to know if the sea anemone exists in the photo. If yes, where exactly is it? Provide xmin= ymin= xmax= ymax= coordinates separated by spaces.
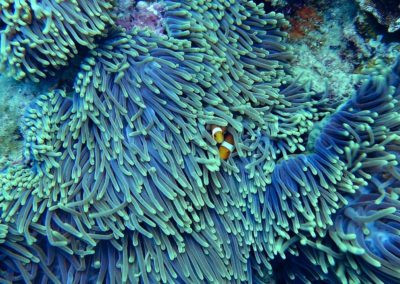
xmin=0 ymin=0 xmax=313 ymax=279
xmin=0 ymin=0 xmax=400 ymax=283
xmin=0 ymin=0 xmax=114 ymax=81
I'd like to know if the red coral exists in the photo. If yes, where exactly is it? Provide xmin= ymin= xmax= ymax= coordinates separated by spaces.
xmin=288 ymin=6 xmax=323 ymax=40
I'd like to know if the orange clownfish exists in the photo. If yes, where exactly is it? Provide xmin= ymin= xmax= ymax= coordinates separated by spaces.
xmin=211 ymin=125 xmax=226 ymax=143
xmin=219 ymin=133 xmax=235 ymax=160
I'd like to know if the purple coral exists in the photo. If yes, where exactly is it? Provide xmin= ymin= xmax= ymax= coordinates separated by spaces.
xmin=116 ymin=1 xmax=165 ymax=34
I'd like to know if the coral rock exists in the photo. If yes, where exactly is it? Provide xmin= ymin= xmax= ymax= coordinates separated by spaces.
xmin=356 ymin=0 xmax=400 ymax=32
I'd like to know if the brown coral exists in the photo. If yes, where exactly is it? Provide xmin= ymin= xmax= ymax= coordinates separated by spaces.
xmin=288 ymin=6 xmax=323 ymax=40
xmin=356 ymin=0 xmax=400 ymax=32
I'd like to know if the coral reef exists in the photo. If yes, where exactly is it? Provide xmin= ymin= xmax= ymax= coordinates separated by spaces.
xmin=353 ymin=36 xmax=400 ymax=75
xmin=286 ymin=0 xmax=360 ymax=103
xmin=287 ymin=6 xmax=322 ymax=40
xmin=356 ymin=0 xmax=400 ymax=32
xmin=0 ymin=81 xmax=25 ymax=163
xmin=116 ymin=0 xmax=165 ymax=33
xmin=284 ymin=0 xmax=400 ymax=105
xmin=0 ymin=75 xmax=51 ymax=169
xmin=0 ymin=0 xmax=399 ymax=283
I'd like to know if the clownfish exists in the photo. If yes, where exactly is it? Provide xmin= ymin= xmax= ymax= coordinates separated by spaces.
xmin=219 ymin=133 xmax=235 ymax=160
xmin=210 ymin=125 xmax=227 ymax=143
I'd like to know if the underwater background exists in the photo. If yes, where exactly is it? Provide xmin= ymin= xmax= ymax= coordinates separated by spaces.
xmin=0 ymin=0 xmax=400 ymax=283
